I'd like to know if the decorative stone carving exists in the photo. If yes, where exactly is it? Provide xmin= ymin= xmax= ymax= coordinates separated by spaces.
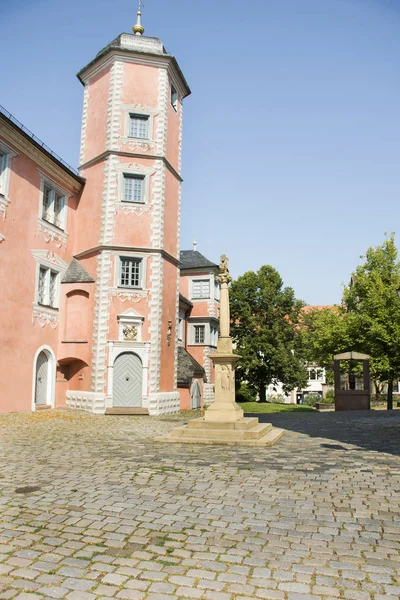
xmin=35 ymin=219 xmax=67 ymax=248
xmin=111 ymin=289 xmax=148 ymax=303
xmin=126 ymin=141 xmax=152 ymax=153
xmin=123 ymin=325 xmax=138 ymax=341
xmin=117 ymin=203 xmax=152 ymax=216
xmin=167 ymin=319 xmax=173 ymax=346
xmin=32 ymin=307 xmax=59 ymax=329
xmin=216 ymin=254 xmax=232 ymax=285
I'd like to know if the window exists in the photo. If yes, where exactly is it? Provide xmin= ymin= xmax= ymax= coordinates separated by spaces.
xmin=214 ymin=280 xmax=220 ymax=301
xmin=192 ymin=279 xmax=210 ymax=300
xmin=211 ymin=325 xmax=218 ymax=347
xmin=38 ymin=267 xmax=59 ymax=308
xmin=119 ymin=257 xmax=142 ymax=288
xmin=171 ymin=85 xmax=178 ymax=110
xmin=178 ymin=317 xmax=183 ymax=342
xmin=129 ymin=114 xmax=149 ymax=139
xmin=123 ymin=174 xmax=145 ymax=203
xmin=194 ymin=325 xmax=205 ymax=345
xmin=41 ymin=183 xmax=65 ymax=229
xmin=309 ymin=369 xmax=316 ymax=381
xmin=0 ymin=153 xmax=5 ymax=193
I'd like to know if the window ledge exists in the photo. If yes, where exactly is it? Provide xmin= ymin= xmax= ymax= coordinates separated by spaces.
xmin=36 ymin=218 xmax=68 ymax=248
xmin=61 ymin=340 xmax=88 ymax=344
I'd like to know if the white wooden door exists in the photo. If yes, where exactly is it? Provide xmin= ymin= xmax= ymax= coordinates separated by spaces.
xmin=35 ymin=351 xmax=49 ymax=405
xmin=113 ymin=353 xmax=143 ymax=407
xmin=191 ymin=379 xmax=201 ymax=409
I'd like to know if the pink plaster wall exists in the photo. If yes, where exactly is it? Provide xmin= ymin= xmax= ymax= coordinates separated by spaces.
xmin=159 ymin=260 xmax=178 ymax=392
xmin=82 ymin=66 xmax=111 ymax=165
xmin=0 ymin=139 xmax=82 ymax=413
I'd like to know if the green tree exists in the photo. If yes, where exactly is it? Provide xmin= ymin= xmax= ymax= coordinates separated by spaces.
xmin=301 ymin=235 xmax=400 ymax=410
xmin=342 ymin=234 xmax=400 ymax=410
xmin=230 ymin=265 xmax=308 ymax=402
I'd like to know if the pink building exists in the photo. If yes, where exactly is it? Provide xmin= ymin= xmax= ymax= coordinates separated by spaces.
xmin=0 ymin=13 xmax=218 ymax=415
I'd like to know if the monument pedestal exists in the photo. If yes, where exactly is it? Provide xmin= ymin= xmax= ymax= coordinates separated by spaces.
xmin=156 ymin=255 xmax=284 ymax=447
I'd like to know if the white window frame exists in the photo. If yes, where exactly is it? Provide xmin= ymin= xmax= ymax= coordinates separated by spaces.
xmin=171 ymin=84 xmax=178 ymax=111
xmin=117 ymin=163 xmax=153 ymax=206
xmin=178 ymin=311 xmax=185 ymax=345
xmin=38 ymin=174 xmax=69 ymax=232
xmin=37 ymin=266 xmax=60 ymax=308
xmin=123 ymin=173 xmax=145 ymax=203
xmin=0 ymin=140 xmax=17 ymax=218
xmin=190 ymin=277 xmax=211 ymax=300
xmin=31 ymin=250 xmax=67 ymax=315
xmin=192 ymin=324 xmax=206 ymax=345
xmin=128 ymin=113 xmax=150 ymax=139
xmin=118 ymin=256 xmax=143 ymax=289
xmin=114 ymin=253 xmax=148 ymax=290
xmin=210 ymin=324 xmax=219 ymax=347
xmin=123 ymin=106 xmax=156 ymax=141
xmin=214 ymin=278 xmax=221 ymax=301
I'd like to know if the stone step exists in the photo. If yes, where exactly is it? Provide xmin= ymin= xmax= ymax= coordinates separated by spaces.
xmin=105 ymin=408 xmax=149 ymax=416
xmin=35 ymin=404 xmax=52 ymax=411
xmin=158 ymin=427 xmax=285 ymax=447
xmin=187 ymin=417 xmax=259 ymax=431
xmin=170 ymin=422 xmax=273 ymax=441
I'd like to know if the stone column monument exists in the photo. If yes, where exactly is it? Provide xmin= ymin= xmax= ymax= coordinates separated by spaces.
xmin=156 ymin=255 xmax=284 ymax=447
xmin=204 ymin=254 xmax=243 ymax=423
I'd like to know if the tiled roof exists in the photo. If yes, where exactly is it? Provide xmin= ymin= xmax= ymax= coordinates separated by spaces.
xmin=177 ymin=347 xmax=206 ymax=386
xmin=62 ymin=259 xmax=95 ymax=284
xmin=180 ymin=250 xmax=218 ymax=270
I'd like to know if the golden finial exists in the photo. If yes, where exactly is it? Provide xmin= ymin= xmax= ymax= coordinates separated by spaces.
xmin=132 ymin=0 xmax=145 ymax=36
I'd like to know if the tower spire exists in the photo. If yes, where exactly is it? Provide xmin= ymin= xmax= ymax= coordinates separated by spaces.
xmin=132 ymin=0 xmax=145 ymax=36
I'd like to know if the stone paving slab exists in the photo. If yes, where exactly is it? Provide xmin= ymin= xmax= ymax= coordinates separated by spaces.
xmin=0 ymin=409 xmax=399 ymax=599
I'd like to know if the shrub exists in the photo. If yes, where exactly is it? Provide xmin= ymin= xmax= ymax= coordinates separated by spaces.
xmin=303 ymin=392 xmax=321 ymax=407
xmin=266 ymin=393 xmax=287 ymax=404
xmin=236 ymin=383 xmax=257 ymax=403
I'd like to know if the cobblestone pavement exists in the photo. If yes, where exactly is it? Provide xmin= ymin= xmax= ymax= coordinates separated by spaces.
xmin=0 ymin=409 xmax=400 ymax=600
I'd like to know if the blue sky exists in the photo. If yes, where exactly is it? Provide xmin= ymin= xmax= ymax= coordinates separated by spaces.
xmin=2 ymin=0 xmax=399 ymax=305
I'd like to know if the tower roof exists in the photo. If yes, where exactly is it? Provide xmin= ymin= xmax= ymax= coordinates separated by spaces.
xmin=180 ymin=250 xmax=218 ymax=270
xmin=77 ymin=33 xmax=191 ymax=98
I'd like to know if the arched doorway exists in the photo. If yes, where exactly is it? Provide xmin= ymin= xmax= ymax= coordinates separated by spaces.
xmin=113 ymin=352 xmax=143 ymax=407
xmin=34 ymin=349 xmax=54 ymax=407
xmin=191 ymin=379 xmax=201 ymax=409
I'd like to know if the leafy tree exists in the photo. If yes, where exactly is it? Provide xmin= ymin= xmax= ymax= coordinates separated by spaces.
xmin=301 ymin=235 xmax=400 ymax=410
xmin=342 ymin=234 xmax=400 ymax=410
xmin=230 ymin=265 xmax=308 ymax=402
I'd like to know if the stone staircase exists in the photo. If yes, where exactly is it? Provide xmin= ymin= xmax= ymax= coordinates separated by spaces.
xmin=105 ymin=408 xmax=149 ymax=416
xmin=158 ymin=417 xmax=284 ymax=446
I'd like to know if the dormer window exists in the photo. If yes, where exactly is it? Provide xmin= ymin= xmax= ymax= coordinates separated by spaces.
xmin=129 ymin=114 xmax=149 ymax=139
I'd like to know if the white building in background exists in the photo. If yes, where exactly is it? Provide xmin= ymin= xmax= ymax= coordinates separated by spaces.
xmin=266 ymin=364 xmax=327 ymax=404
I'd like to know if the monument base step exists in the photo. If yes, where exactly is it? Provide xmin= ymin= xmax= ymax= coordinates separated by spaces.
xmin=105 ymin=408 xmax=149 ymax=416
xmin=156 ymin=417 xmax=284 ymax=447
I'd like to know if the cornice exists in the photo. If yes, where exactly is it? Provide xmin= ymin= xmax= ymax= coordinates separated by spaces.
xmin=79 ymin=150 xmax=183 ymax=182
xmin=77 ymin=48 xmax=190 ymax=100
xmin=74 ymin=245 xmax=180 ymax=267
xmin=0 ymin=118 xmax=84 ymax=194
